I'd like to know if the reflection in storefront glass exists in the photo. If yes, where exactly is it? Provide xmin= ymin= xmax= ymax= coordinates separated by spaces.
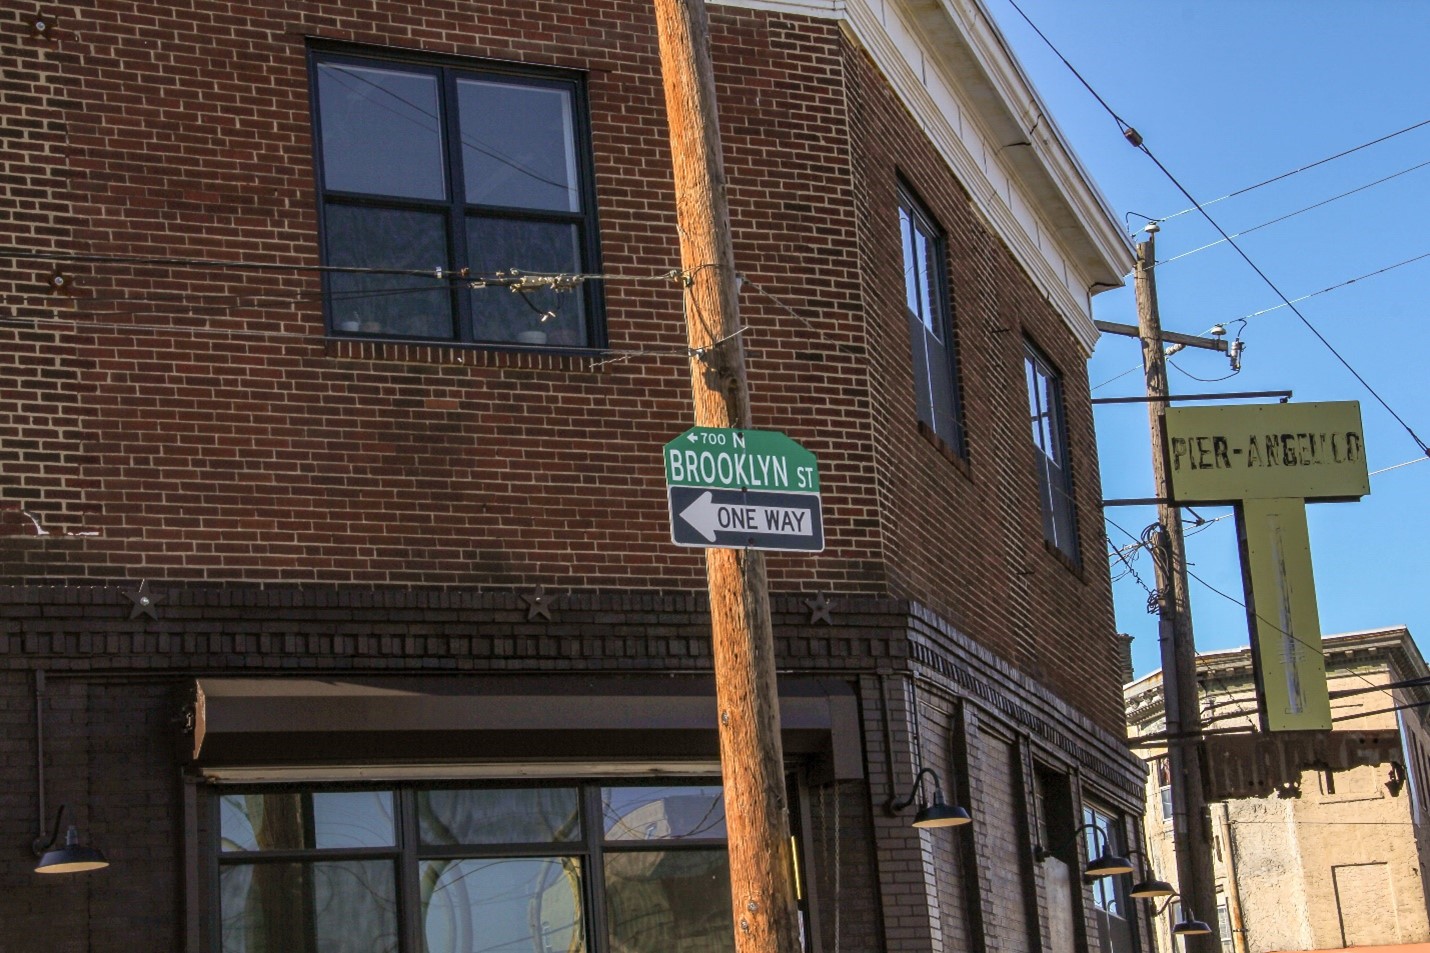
xmin=422 ymin=857 xmax=584 ymax=953
xmin=601 ymin=786 xmax=725 ymax=841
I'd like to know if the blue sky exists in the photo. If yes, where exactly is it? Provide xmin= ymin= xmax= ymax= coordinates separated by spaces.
xmin=984 ymin=1 xmax=1430 ymax=677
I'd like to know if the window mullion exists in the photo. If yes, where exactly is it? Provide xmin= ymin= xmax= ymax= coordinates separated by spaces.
xmin=399 ymin=789 xmax=422 ymax=953
xmin=584 ymin=784 xmax=610 ymax=953
xmin=441 ymin=68 xmax=471 ymax=342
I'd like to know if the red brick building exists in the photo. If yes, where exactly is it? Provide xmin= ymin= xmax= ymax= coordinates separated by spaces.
xmin=1 ymin=1 xmax=1145 ymax=951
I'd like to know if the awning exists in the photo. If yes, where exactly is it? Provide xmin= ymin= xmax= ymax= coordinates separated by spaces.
xmin=181 ymin=674 xmax=862 ymax=780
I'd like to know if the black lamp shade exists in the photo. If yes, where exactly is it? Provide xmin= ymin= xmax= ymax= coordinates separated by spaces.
xmin=1085 ymin=852 xmax=1135 ymax=878
xmin=1173 ymin=918 xmax=1212 ymax=937
xmin=913 ymin=800 xmax=972 ymax=828
xmin=1130 ymin=875 xmax=1175 ymax=898
xmin=36 ymin=826 xmax=109 ymax=874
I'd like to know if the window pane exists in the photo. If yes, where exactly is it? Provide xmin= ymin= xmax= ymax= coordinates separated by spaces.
xmin=924 ymin=324 xmax=955 ymax=439
xmin=915 ymin=229 xmax=939 ymax=335
xmin=602 ymin=786 xmax=726 ymax=841
xmin=900 ymin=208 xmax=919 ymax=316
xmin=220 ymin=791 xmax=395 ymax=852
xmin=418 ymin=788 xmax=580 ymax=845
xmin=1027 ymin=357 xmax=1045 ymax=448
xmin=221 ymin=860 xmax=399 ymax=953
xmin=422 ymin=858 xmax=584 ymax=953
xmin=317 ymin=63 xmax=445 ymax=200
xmin=465 ymin=216 xmax=586 ymax=345
xmin=325 ymin=205 xmax=452 ymax=338
xmin=458 ymin=80 xmax=578 ymax=213
xmin=604 ymin=849 xmax=733 ymax=953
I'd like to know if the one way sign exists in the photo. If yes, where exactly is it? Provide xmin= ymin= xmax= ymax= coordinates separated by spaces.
xmin=667 ymin=485 xmax=824 ymax=552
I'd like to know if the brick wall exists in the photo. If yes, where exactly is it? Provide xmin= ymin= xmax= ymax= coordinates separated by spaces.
xmin=0 ymin=2 xmax=1140 ymax=949
xmin=1 ymin=0 xmax=1121 ymax=732
xmin=840 ymin=41 xmax=1123 ymax=731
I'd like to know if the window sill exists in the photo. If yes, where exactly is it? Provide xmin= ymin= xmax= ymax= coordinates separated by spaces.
xmin=1042 ymin=538 xmax=1085 ymax=580
xmin=323 ymin=336 xmax=611 ymax=371
xmin=916 ymin=420 xmax=971 ymax=479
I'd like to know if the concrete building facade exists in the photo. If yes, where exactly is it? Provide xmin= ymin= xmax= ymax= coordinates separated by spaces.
xmin=1127 ymin=628 xmax=1430 ymax=953
xmin=2 ymin=1 xmax=1144 ymax=951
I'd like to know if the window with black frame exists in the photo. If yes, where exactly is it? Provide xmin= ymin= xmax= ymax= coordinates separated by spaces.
xmin=898 ymin=184 xmax=964 ymax=452
xmin=1084 ymin=803 xmax=1135 ymax=953
xmin=214 ymin=782 xmax=733 ymax=953
xmin=1025 ymin=341 xmax=1078 ymax=560
xmin=310 ymin=49 xmax=601 ymax=348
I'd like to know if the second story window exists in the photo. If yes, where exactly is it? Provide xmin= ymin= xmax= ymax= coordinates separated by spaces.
xmin=1026 ymin=341 xmax=1078 ymax=560
xmin=311 ymin=49 xmax=601 ymax=347
xmin=898 ymin=185 xmax=964 ymax=452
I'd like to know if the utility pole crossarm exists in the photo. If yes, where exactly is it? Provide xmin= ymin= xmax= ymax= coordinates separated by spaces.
xmin=1096 ymin=320 xmax=1229 ymax=352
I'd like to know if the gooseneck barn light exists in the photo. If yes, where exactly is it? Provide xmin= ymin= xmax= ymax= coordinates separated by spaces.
xmin=1033 ymin=822 xmax=1134 ymax=878
xmin=889 ymin=767 xmax=972 ymax=829
xmin=1125 ymin=847 xmax=1176 ymax=898
xmin=34 ymin=804 xmax=109 ymax=874
xmin=31 ymin=670 xmax=109 ymax=874
xmin=1149 ymin=893 xmax=1214 ymax=941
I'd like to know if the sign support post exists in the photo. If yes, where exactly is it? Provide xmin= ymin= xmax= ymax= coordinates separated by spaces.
xmin=1134 ymin=224 xmax=1221 ymax=953
xmin=652 ymin=4 xmax=802 ymax=953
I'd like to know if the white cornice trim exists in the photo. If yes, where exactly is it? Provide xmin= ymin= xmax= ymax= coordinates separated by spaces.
xmin=712 ymin=0 xmax=1133 ymax=355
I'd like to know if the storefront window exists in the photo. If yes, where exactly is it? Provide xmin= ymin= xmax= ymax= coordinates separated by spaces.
xmin=214 ymin=781 xmax=732 ymax=953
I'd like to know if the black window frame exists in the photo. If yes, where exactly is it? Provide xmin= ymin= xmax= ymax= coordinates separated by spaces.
xmin=1025 ymin=340 xmax=1079 ymax=561
xmin=308 ymin=45 xmax=605 ymax=350
xmin=1083 ymin=802 xmax=1137 ymax=953
xmin=207 ymin=778 xmax=746 ymax=953
xmin=897 ymin=182 xmax=965 ymax=454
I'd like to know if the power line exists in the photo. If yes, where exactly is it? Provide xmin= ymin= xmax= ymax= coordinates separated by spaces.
xmin=1155 ymin=158 xmax=1430 ymax=266
xmin=1137 ymin=143 xmax=1429 ymax=456
xmin=1370 ymin=455 xmax=1429 ymax=477
xmin=1231 ymin=250 xmax=1430 ymax=323
xmin=1156 ymin=117 xmax=1430 ymax=223
xmin=1183 ymin=564 xmax=1386 ymax=701
xmin=1103 ymin=515 xmax=1257 ymax=721
xmin=997 ymin=0 xmax=1430 ymax=458
xmin=1108 ymin=513 xmax=1386 ymax=706
xmin=1094 ymin=251 xmax=1430 ymax=393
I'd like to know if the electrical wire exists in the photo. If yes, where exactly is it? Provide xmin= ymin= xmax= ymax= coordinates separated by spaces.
xmin=1230 ymin=250 xmax=1430 ymax=324
xmin=998 ymin=0 xmax=1430 ymax=458
xmin=1370 ymin=455 xmax=1429 ymax=477
xmin=1168 ymin=359 xmax=1240 ymax=384
xmin=1183 ymin=565 xmax=1386 ymax=700
xmin=1135 ymin=131 xmax=1429 ymax=458
xmin=1155 ymin=117 xmax=1430 ymax=223
xmin=1093 ymin=249 xmax=1429 ymax=394
xmin=1154 ymin=158 xmax=1430 ymax=267
xmin=1103 ymin=515 xmax=1258 ymax=721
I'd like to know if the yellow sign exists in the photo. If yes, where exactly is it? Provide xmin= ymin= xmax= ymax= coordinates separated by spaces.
xmin=1240 ymin=498 xmax=1332 ymax=731
xmin=1165 ymin=401 xmax=1369 ymax=503
xmin=1164 ymin=401 xmax=1370 ymax=732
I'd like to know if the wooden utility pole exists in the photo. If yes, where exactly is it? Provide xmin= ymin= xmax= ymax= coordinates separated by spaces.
xmin=1134 ymin=224 xmax=1219 ymax=952
xmin=651 ymin=3 xmax=802 ymax=953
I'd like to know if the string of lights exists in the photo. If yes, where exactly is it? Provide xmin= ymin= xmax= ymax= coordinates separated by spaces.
xmin=1 ymin=254 xmax=847 ymax=382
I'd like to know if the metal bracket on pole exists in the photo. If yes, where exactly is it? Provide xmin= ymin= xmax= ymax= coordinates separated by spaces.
xmin=1091 ymin=391 xmax=1292 ymax=406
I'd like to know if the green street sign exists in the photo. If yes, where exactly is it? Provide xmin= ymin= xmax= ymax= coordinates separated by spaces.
xmin=663 ymin=427 xmax=820 ymax=493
